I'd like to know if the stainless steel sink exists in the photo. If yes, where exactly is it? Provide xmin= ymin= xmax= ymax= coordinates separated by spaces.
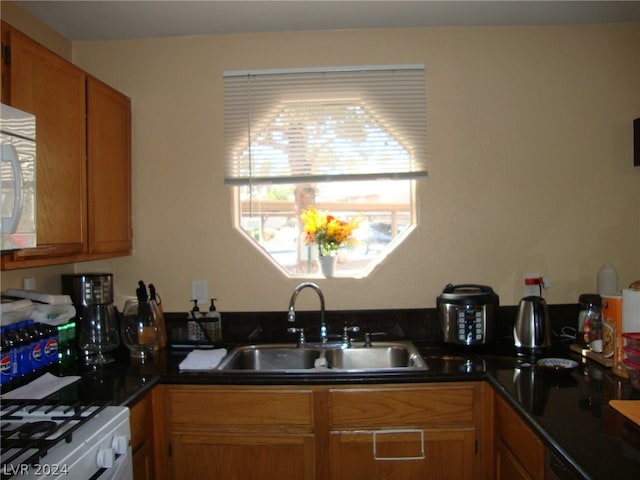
xmin=216 ymin=345 xmax=322 ymax=371
xmin=216 ymin=341 xmax=428 ymax=372
xmin=324 ymin=343 xmax=427 ymax=370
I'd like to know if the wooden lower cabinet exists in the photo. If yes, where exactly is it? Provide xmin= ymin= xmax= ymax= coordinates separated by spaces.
xmin=160 ymin=385 xmax=316 ymax=480
xmin=155 ymin=382 xmax=488 ymax=480
xmin=494 ymin=393 xmax=545 ymax=480
xmin=328 ymin=384 xmax=479 ymax=480
xmin=330 ymin=428 xmax=475 ymax=479
xmin=171 ymin=432 xmax=315 ymax=479
xmin=129 ymin=392 xmax=155 ymax=480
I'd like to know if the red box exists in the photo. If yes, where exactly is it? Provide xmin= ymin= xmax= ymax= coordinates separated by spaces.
xmin=623 ymin=359 xmax=640 ymax=390
xmin=623 ymin=346 xmax=640 ymax=366
xmin=623 ymin=332 xmax=640 ymax=350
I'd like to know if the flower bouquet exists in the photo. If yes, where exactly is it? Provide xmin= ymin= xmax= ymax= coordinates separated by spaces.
xmin=301 ymin=207 xmax=362 ymax=275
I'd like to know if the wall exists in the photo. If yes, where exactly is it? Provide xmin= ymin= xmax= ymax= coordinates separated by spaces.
xmin=0 ymin=1 xmax=70 ymax=58
xmin=1 ymin=5 xmax=639 ymax=313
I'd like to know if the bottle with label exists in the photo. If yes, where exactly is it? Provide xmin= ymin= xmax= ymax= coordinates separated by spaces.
xmin=602 ymin=295 xmax=625 ymax=377
xmin=3 ymin=325 xmax=20 ymax=381
xmin=41 ymin=323 xmax=60 ymax=368
xmin=24 ymin=320 xmax=44 ymax=373
xmin=588 ymin=310 xmax=603 ymax=353
xmin=206 ymin=298 xmax=222 ymax=343
xmin=188 ymin=299 xmax=203 ymax=341
xmin=11 ymin=322 xmax=33 ymax=384
xmin=577 ymin=294 xmax=601 ymax=350
xmin=56 ymin=321 xmax=77 ymax=375
xmin=0 ymin=327 xmax=13 ymax=388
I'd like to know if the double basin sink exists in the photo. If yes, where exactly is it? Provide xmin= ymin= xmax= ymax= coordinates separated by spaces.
xmin=216 ymin=341 xmax=428 ymax=372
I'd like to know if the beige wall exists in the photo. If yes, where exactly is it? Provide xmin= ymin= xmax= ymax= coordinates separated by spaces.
xmin=2 ymin=5 xmax=639 ymax=313
xmin=0 ymin=1 xmax=71 ymax=59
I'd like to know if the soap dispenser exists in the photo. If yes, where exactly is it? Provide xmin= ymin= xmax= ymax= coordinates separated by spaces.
xmin=206 ymin=298 xmax=222 ymax=342
xmin=188 ymin=299 xmax=202 ymax=341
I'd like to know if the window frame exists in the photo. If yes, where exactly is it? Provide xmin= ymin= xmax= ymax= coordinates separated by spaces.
xmin=224 ymin=65 xmax=427 ymax=278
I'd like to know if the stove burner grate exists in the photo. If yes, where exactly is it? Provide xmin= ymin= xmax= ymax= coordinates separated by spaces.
xmin=0 ymin=398 xmax=109 ymax=475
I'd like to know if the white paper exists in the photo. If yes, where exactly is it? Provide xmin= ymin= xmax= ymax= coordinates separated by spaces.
xmin=1 ymin=372 xmax=81 ymax=400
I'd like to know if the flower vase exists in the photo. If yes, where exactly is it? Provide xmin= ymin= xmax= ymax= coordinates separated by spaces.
xmin=318 ymin=255 xmax=338 ymax=277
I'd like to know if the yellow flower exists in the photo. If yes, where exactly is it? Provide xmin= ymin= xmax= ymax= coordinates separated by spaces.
xmin=301 ymin=207 xmax=362 ymax=256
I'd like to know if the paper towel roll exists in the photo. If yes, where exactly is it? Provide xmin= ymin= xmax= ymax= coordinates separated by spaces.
xmin=622 ymin=288 xmax=640 ymax=332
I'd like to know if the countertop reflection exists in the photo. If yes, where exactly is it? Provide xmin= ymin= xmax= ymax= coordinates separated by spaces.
xmin=489 ymin=354 xmax=640 ymax=480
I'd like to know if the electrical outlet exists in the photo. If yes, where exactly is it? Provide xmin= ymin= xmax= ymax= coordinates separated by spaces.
xmin=23 ymin=276 xmax=36 ymax=290
xmin=191 ymin=279 xmax=208 ymax=308
xmin=523 ymin=273 xmax=542 ymax=297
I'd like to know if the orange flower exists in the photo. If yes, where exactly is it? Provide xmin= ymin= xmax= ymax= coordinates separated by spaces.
xmin=301 ymin=207 xmax=362 ymax=256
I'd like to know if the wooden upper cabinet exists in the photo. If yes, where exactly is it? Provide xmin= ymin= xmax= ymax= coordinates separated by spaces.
xmin=5 ymin=27 xmax=87 ymax=261
xmin=1 ymin=22 xmax=132 ymax=269
xmin=86 ymin=76 xmax=132 ymax=255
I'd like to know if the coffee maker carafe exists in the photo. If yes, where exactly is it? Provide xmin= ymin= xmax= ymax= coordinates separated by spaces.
xmin=62 ymin=273 xmax=120 ymax=364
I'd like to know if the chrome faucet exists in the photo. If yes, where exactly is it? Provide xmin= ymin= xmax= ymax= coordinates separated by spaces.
xmin=288 ymin=282 xmax=327 ymax=343
xmin=341 ymin=324 xmax=360 ymax=349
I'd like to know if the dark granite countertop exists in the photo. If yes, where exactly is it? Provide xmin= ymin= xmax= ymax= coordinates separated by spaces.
xmin=5 ymin=305 xmax=638 ymax=479
xmin=15 ymin=345 xmax=640 ymax=480
xmin=142 ymin=344 xmax=640 ymax=479
xmin=486 ymin=352 xmax=640 ymax=480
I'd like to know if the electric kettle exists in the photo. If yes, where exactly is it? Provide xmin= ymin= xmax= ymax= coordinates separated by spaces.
xmin=514 ymin=296 xmax=552 ymax=350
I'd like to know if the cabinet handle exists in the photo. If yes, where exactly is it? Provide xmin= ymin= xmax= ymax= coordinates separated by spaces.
xmin=373 ymin=429 xmax=425 ymax=461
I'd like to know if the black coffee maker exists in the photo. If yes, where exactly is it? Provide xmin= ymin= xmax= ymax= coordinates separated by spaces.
xmin=62 ymin=273 xmax=120 ymax=364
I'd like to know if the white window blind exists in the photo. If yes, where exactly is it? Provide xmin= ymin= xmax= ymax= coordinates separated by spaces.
xmin=224 ymin=65 xmax=427 ymax=186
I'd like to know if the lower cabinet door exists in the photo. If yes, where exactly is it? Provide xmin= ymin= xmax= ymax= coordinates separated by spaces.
xmin=132 ymin=438 xmax=155 ymax=480
xmin=495 ymin=438 xmax=533 ymax=480
xmin=170 ymin=432 xmax=315 ymax=480
xmin=329 ymin=428 xmax=475 ymax=480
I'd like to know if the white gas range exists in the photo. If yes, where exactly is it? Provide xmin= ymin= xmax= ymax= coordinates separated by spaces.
xmin=0 ymin=399 xmax=132 ymax=480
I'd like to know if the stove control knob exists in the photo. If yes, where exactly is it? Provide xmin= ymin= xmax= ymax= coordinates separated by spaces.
xmin=112 ymin=435 xmax=129 ymax=455
xmin=97 ymin=448 xmax=115 ymax=468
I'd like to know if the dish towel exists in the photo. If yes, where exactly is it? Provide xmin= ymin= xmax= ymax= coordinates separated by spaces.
xmin=179 ymin=348 xmax=228 ymax=371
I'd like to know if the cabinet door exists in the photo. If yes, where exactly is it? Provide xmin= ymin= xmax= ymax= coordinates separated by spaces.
xmin=329 ymin=428 xmax=475 ymax=480
xmin=86 ymin=76 xmax=132 ymax=255
xmin=494 ymin=395 xmax=544 ymax=480
xmin=495 ymin=438 xmax=532 ymax=480
xmin=6 ymin=28 xmax=87 ymax=261
xmin=130 ymin=393 xmax=155 ymax=480
xmin=170 ymin=432 xmax=315 ymax=480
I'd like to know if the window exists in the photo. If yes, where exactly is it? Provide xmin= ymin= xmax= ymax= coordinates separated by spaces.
xmin=224 ymin=65 xmax=427 ymax=277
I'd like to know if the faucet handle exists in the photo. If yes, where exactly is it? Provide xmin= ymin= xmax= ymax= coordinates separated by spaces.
xmin=287 ymin=327 xmax=306 ymax=347
xmin=341 ymin=324 xmax=360 ymax=348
